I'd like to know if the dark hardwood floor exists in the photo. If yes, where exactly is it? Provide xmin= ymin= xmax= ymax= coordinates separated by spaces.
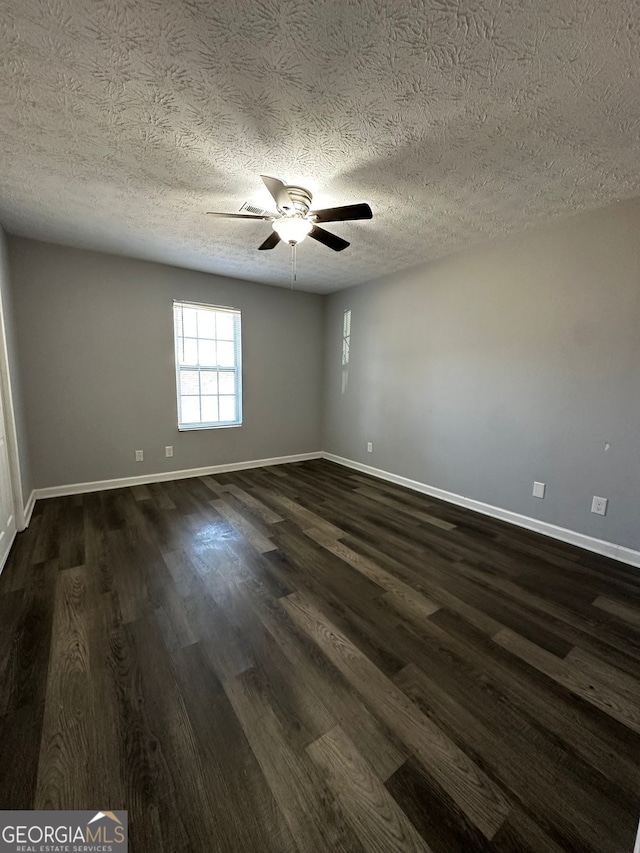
xmin=1 ymin=459 xmax=639 ymax=852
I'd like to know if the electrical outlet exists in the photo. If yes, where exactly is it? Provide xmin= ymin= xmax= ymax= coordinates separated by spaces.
xmin=532 ymin=481 xmax=546 ymax=499
xmin=165 ymin=445 xmax=173 ymax=458
xmin=591 ymin=496 xmax=608 ymax=516
xmin=367 ymin=441 xmax=373 ymax=453
xmin=135 ymin=450 xmax=144 ymax=462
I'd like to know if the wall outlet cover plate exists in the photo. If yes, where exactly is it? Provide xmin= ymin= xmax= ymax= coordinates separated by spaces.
xmin=591 ymin=496 xmax=608 ymax=515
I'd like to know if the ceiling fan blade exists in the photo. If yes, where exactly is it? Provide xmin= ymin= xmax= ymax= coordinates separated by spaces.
xmin=309 ymin=225 xmax=350 ymax=252
xmin=206 ymin=212 xmax=272 ymax=220
xmin=310 ymin=203 xmax=373 ymax=223
xmin=258 ymin=232 xmax=281 ymax=250
xmin=260 ymin=175 xmax=294 ymax=211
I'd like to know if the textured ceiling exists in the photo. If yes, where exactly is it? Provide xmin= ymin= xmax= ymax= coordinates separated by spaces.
xmin=1 ymin=0 xmax=640 ymax=293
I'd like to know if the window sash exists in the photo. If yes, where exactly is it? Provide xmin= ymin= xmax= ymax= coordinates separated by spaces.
xmin=173 ymin=301 xmax=242 ymax=430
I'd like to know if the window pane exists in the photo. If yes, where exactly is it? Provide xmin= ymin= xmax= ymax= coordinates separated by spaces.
xmin=217 ymin=341 xmax=234 ymax=366
xmin=197 ymin=309 xmax=216 ymax=339
xmin=216 ymin=312 xmax=234 ymax=339
xmin=181 ymin=308 xmax=198 ymax=337
xmin=200 ymin=371 xmax=218 ymax=394
xmin=178 ymin=337 xmax=198 ymax=365
xmin=198 ymin=339 xmax=217 ymax=366
xmin=180 ymin=369 xmax=200 ymax=395
xmin=180 ymin=396 xmax=200 ymax=423
xmin=201 ymin=396 xmax=219 ymax=423
xmin=219 ymin=396 xmax=236 ymax=422
xmin=218 ymin=371 xmax=235 ymax=394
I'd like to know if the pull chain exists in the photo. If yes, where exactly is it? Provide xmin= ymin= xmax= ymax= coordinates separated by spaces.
xmin=290 ymin=242 xmax=297 ymax=290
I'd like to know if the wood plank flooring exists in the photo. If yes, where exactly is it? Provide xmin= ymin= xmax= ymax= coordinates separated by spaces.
xmin=1 ymin=459 xmax=640 ymax=852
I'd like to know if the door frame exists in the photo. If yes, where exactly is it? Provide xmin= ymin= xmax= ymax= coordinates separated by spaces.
xmin=0 ymin=283 xmax=26 ymax=533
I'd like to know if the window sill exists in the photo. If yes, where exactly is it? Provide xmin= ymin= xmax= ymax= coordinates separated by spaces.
xmin=178 ymin=422 xmax=242 ymax=432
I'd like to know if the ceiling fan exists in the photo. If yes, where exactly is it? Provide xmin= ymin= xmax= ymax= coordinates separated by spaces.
xmin=206 ymin=175 xmax=373 ymax=252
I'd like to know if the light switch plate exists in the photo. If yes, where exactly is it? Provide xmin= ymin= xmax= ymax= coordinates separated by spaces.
xmin=533 ymin=481 xmax=545 ymax=498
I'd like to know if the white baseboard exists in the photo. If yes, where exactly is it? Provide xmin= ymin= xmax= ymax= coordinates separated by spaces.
xmin=22 ymin=490 xmax=36 ymax=527
xmin=22 ymin=450 xmax=640 ymax=570
xmin=34 ymin=452 xmax=323 ymax=501
xmin=323 ymin=453 xmax=640 ymax=569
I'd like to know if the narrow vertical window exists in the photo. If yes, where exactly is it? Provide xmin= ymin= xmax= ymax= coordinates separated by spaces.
xmin=173 ymin=301 xmax=242 ymax=429
xmin=342 ymin=308 xmax=351 ymax=366
xmin=341 ymin=308 xmax=351 ymax=394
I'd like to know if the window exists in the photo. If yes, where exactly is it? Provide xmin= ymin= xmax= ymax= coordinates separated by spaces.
xmin=342 ymin=308 xmax=351 ymax=366
xmin=173 ymin=301 xmax=242 ymax=430
xmin=341 ymin=308 xmax=351 ymax=394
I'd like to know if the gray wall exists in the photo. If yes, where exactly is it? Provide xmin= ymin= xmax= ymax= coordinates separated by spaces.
xmin=8 ymin=238 xmax=324 ymax=489
xmin=0 ymin=227 xmax=32 ymax=504
xmin=323 ymin=199 xmax=640 ymax=552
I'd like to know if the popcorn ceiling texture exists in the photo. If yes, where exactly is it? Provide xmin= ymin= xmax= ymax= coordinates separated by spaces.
xmin=0 ymin=0 xmax=639 ymax=293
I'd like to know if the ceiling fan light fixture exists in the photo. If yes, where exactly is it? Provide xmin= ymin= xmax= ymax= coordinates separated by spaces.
xmin=273 ymin=217 xmax=313 ymax=244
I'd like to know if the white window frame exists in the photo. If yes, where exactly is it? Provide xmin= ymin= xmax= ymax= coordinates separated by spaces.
xmin=173 ymin=300 xmax=242 ymax=431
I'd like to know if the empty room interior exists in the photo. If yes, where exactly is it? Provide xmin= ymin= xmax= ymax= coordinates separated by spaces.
xmin=1 ymin=1 xmax=640 ymax=851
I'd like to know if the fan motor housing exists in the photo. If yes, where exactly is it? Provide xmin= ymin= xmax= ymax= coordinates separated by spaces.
xmin=279 ymin=185 xmax=313 ymax=216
